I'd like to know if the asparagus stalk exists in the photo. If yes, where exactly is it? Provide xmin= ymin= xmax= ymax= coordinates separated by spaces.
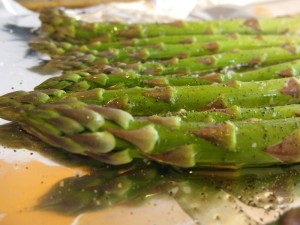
xmin=40 ymin=8 xmax=300 ymax=41
xmin=2 ymin=77 xmax=300 ymax=119
xmin=174 ymin=104 xmax=300 ymax=123
xmin=28 ymin=34 xmax=257 ymax=56
xmin=30 ymin=34 xmax=300 ymax=59
xmin=35 ymin=59 xmax=300 ymax=91
xmin=28 ymin=34 xmax=272 ymax=56
xmin=51 ymin=37 xmax=300 ymax=65
xmin=19 ymin=99 xmax=300 ymax=168
xmin=2 ymin=87 xmax=300 ymax=125
xmin=0 ymin=89 xmax=66 ymax=121
xmin=57 ymin=77 xmax=300 ymax=115
xmin=48 ymin=44 xmax=300 ymax=72
xmin=2 ymin=92 xmax=300 ymax=125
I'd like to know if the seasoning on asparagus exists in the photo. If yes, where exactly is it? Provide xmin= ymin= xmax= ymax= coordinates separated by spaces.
xmin=34 ymin=59 xmax=300 ymax=91
xmin=39 ymin=8 xmax=300 ymax=42
xmin=173 ymin=104 xmax=300 ymax=123
xmin=30 ymin=34 xmax=300 ymax=60
xmin=48 ymin=44 xmax=300 ymax=72
xmin=28 ymin=34 xmax=270 ymax=56
xmin=2 ymin=77 xmax=300 ymax=120
xmin=18 ymin=99 xmax=300 ymax=168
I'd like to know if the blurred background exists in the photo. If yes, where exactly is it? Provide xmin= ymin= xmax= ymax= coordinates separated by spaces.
xmin=2 ymin=0 xmax=300 ymax=20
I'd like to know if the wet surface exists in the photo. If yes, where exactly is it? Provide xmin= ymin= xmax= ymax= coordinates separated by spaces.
xmin=2 ymin=3 xmax=300 ymax=225
xmin=1 ymin=122 xmax=300 ymax=224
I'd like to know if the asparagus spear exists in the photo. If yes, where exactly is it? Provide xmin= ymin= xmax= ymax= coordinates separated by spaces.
xmin=2 ymin=87 xmax=300 ymax=125
xmin=40 ymin=8 xmax=300 ymax=41
xmin=2 ymin=77 xmax=300 ymax=119
xmin=2 ymin=91 xmax=300 ymax=125
xmin=28 ymin=34 xmax=271 ymax=56
xmin=28 ymin=34 xmax=257 ymax=56
xmin=174 ymin=104 xmax=300 ymax=123
xmin=30 ymin=34 xmax=300 ymax=59
xmin=49 ymin=38 xmax=300 ymax=65
xmin=55 ymin=77 xmax=300 ymax=115
xmin=35 ymin=59 xmax=300 ymax=91
xmin=48 ymin=44 xmax=300 ymax=72
xmin=18 ymin=99 xmax=300 ymax=168
xmin=0 ymin=89 xmax=66 ymax=121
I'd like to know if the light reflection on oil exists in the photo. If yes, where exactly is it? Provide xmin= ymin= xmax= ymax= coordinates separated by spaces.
xmin=0 ymin=156 xmax=193 ymax=225
xmin=0 ymin=158 xmax=84 ymax=225
xmin=2 ymin=123 xmax=300 ymax=225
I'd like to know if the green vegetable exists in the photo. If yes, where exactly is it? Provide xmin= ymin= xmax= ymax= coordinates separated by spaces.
xmin=19 ymin=99 xmax=300 ymax=168
xmin=31 ymin=35 xmax=300 ymax=60
xmin=40 ymin=8 xmax=300 ymax=42
xmin=48 ymin=44 xmax=300 ymax=72
xmin=2 ymin=77 xmax=300 ymax=119
xmin=35 ymin=59 xmax=300 ymax=91
xmin=173 ymin=104 xmax=300 ymax=123
xmin=30 ymin=34 xmax=296 ymax=56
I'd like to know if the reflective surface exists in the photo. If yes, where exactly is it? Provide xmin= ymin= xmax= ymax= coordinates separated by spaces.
xmin=2 ymin=122 xmax=300 ymax=224
xmin=1 ymin=2 xmax=300 ymax=225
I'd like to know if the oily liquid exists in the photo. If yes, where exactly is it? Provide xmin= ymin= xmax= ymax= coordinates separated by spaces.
xmin=0 ymin=123 xmax=299 ymax=225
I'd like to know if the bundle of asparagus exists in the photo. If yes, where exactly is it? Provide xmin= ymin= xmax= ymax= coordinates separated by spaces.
xmin=2 ymin=8 xmax=300 ymax=170
xmin=16 ymin=99 xmax=300 ymax=168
